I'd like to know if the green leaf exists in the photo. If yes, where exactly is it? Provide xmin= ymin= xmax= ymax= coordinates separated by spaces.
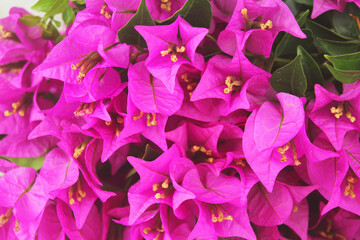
xmin=1 ymin=156 xmax=45 ymax=170
xmin=305 ymin=19 xmax=350 ymax=41
xmin=270 ymin=55 xmax=307 ymax=97
xmin=62 ymin=6 xmax=75 ymax=25
xmin=294 ymin=0 xmax=313 ymax=5
xmin=296 ymin=10 xmax=310 ymax=28
xmin=274 ymin=29 xmax=313 ymax=58
xmin=324 ymin=63 xmax=360 ymax=83
xmin=157 ymin=0 xmax=212 ymax=29
xmin=315 ymin=38 xmax=360 ymax=55
xmin=332 ymin=4 xmax=360 ymax=39
xmin=44 ymin=0 xmax=68 ymax=19
xmin=325 ymin=52 xmax=360 ymax=70
xmin=274 ymin=11 xmax=310 ymax=58
xmin=19 ymin=15 xmax=41 ymax=27
xmin=117 ymin=0 xmax=155 ymax=47
xmin=297 ymin=45 xmax=323 ymax=91
xmin=42 ymin=21 xmax=60 ymax=40
xmin=31 ymin=0 xmax=56 ymax=12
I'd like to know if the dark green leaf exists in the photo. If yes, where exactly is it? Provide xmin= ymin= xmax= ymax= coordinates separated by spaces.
xmin=306 ymin=19 xmax=350 ymax=41
xmin=271 ymin=55 xmax=307 ymax=97
xmin=325 ymin=52 xmax=360 ymax=70
xmin=19 ymin=15 xmax=41 ymax=27
xmin=274 ymin=10 xmax=310 ymax=58
xmin=141 ymin=144 xmax=162 ymax=161
xmin=294 ymin=0 xmax=313 ymax=5
xmin=1 ymin=156 xmax=45 ymax=170
xmin=44 ymin=0 xmax=68 ymax=19
xmin=315 ymin=38 xmax=360 ymax=55
xmin=117 ymin=0 xmax=155 ymax=47
xmin=274 ymin=29 xmax=313 ymax=58
xmin=71 ymin=0 xmax=85 ymax=4
xmin=31 ymin=0 xmax=56 ymax=12
xmin=157 ymin=0 xmax=212 ymax=29
xmin=297 ymin=46 xmax=323 ymax=91
xmin=42 ymin=21 xmax=60 ymax=40
xmin=56 ymin=34 xmax=66 ymax=43
xmin=62 ymin=6 xmax=75 ymax=25
xmin=325 ymin=63 xmax=360 ymax=83
xmin=332 ymin=3 xmax=360 ymax=39
xmin=297 ymin=10 xmax=309 ymax=28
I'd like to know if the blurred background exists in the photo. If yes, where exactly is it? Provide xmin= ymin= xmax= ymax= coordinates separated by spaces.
xmin=0 ymin=1 xmax=36 ymax=17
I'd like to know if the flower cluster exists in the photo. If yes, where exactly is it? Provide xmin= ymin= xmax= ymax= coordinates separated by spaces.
xmin=0 ymin=0 xmax=360 ymax=239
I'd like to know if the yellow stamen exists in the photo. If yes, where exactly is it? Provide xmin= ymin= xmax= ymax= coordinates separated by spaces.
xmin=74 ymin=102 xmax=96 ymax=117
xmin=0 ymin=208 xmax=13 ymax=227
xmin=133 ymin=111 xmax=144 ymax=121
xmin=191 ymin=145 xmax=200 ymax=152
xmin=260 ymin=20 xmax=273 ymax=30
xmin=345 ymin=111 xmax=356 ymax=123
xmin=206 ymin=157 xmax=214 ymax=164
xmin=143 ymin=227 xmax=152 ymax=234
xmin=73 ymin=137 xmax=92 ymax=159
xmin=233 ymin=158 xmax=246 ymax=167
xmin=155 ymin=193 xmax=166 ymax=199
xmin=14 ymin=220 xmax=20 ymax=232
xmin=160 ymin=47 xmax=172 ymax=57
xmin=146 ymin=113 xmax=157 ymax=126
xmin=160 ymin=0 xmax=171 ymax=11
xmin=344 ymin=176 xmax=357 ymax=198
xmin=153 ymin=183 xmax=161 ymax=191
xmin=293 ymin=205 xmax=299 ymax=212
xmin=290 ymin=140 xmax=300 ymax=166
xmin=105 ymin=120 xmax=112 ymax=126
xmin=210 ymin=206 xmax=217 ymax=223
xmin=161 ymin=178 xmax=170 ymax=189
xmin=277 ymin=143 xmax=290 ymax=162
xmin=160 ymin=44 xmax=186 ymax=62
xmin=224 ymin=76 xmax=243 ymax=94
xmin=330 ymin=103 xmax=344 ymax=119
xmin=170 ymin=54 xmax=178 ymax=62
xmin=69 ymin=186 xmax=75 ymax=205
xmin=176 ymin=45 xmax=186 ymax=53
xmin=100 ymin=4 xmax=112 ymax=19
xmin=216 ymin=205 xmax=225 ymax=222
xmin=71 ymin=51 xmax=102 ymax=82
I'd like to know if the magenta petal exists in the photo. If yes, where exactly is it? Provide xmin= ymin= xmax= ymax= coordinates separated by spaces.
xmin=128 ymin=61 xmax=184 ymax=116
xmin=284 ymin=200 xmax=308 ymax=240
xmin=37 ymin=148 xmax=79 ymax=195
xmin=243 ymin=110 xmax=290 ymax=192
xmin=254 ymin=93 xmax=304 ymax=151
xmin=248 ymin=182 xmax=293 ymax=226
xmin=182 ymin=165 xmax=242 ymax=204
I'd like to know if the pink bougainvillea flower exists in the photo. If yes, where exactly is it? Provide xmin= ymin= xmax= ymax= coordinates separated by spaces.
xmin=135 ymin=15 xmax=208 ymax=93
xmin=125 ymin=145 xmax=193 ymax=224
xmin=191 ymin=50 xmax=271 ymax=115
xmin=218 ymin=0 xmax=306 ymax=57
xmin=311 ymin=0 xmax=346 ymax=18
xmin=147 ymin=0 xmax=187 ymax=20
xmin=56 ymin=199 xmax=102 ymax=240
xmin=34 ymin=23 xmax=129 ymax=101
xmin=307 ymin=131 xmax=360 ymax=216
xmin=307 ymin=82 xmax=360 ymax=151
xmin=128 ymin=61 xmax=184 ymax=116
xmin=121 ymin=94 xmax=168 ymax=150
xmin=243 ymin=93 xmax=305 ymax=192
xmin=166 ymin=121 xmax=245 ymax=175
xmin=181 ymin=165 xmax=255 ymax=240
xmin=0 ymin=162 xmax=49 ymax=240
xmin=308 ymin=207 xmax=360 ymax=240
xmin=210 ymin=0 xmax=238 ymax=22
